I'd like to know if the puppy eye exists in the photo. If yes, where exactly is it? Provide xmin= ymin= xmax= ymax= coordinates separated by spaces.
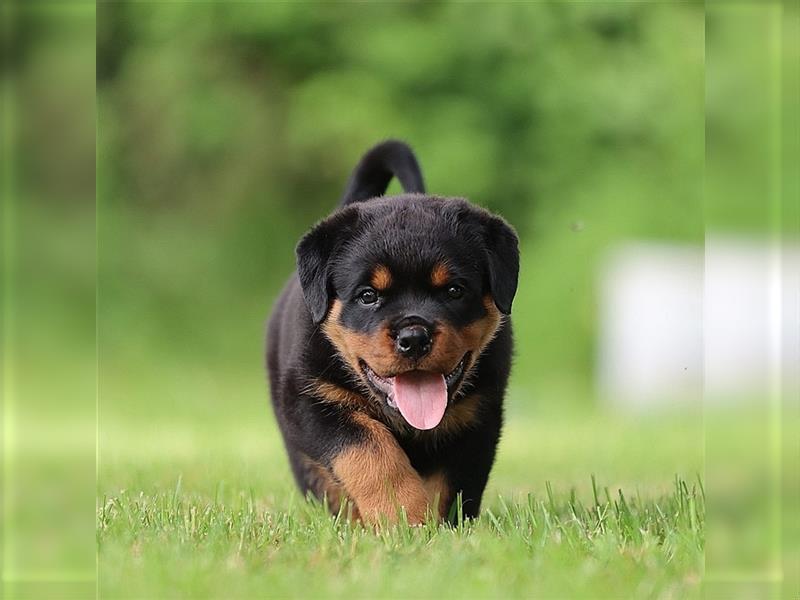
xmin=358 ymin=288 xmax=379 ymax=305
xmin=446 ymin=284 xmax=464 ymax=299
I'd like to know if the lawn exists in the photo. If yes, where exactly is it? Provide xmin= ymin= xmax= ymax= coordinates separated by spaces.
xmin=97 ymin=371 xmax=707 ymax=598
xmin=97 ymin=476 xmax=703 ymax=599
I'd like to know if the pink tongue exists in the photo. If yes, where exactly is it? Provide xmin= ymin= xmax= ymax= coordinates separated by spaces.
xmin=391 ymin=371 xmax=448 ymax=430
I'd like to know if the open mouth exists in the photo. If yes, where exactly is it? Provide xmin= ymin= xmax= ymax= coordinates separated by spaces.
xmin=359 ymin=353 xmax=469 ymax=430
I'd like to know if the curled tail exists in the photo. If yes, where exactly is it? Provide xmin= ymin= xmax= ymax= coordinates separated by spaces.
xmin=340 ymin=140 xmax=426 ymax=206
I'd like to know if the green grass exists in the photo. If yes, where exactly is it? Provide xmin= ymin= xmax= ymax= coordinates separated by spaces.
xmin=97 ymin=475 xmax=704 ymax=599
xmin=97 ymin=401 xmax=707 ymax=599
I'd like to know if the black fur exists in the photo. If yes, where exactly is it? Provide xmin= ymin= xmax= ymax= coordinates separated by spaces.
xmin=340 ymin=140 xmax=426 ymax=205
xmin=267 ymin=140 xmax=519 ymax=521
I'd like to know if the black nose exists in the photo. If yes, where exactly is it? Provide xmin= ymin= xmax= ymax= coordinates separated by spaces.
xmin=396 ymin=325 xmax=432 ymax=360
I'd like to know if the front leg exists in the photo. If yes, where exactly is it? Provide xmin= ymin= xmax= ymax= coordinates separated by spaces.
xmin=331 ymin=412 xmax=431 ymax=525
xmin=439 ymin=404 xmax=503 ymax=522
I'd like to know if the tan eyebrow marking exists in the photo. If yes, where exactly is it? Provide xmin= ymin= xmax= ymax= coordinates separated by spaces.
xmin=370 ymin=264 xmax=393 ymax=291
xmin=430 ymin=262 xmax=450 ymax=287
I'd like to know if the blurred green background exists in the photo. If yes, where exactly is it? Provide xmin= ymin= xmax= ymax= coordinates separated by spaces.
xmin=96 ymin=2 xmax=706 ymax=415
xmin=2 ymin=1 xmax=797 ymax=597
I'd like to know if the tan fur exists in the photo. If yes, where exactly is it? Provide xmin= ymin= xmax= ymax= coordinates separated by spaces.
xmin=430 ymin=262 xmax=450 ymax=287
xmin=298 ymin=453 xmax=360 ymax=518
xmin=332 ymin=412 xmax=431 ymax=524
xmin=370 ymin=264 xmax=393 ymax=291
xmin=312 ymin=380 xmax=368 ymax=410
xmin=323 ymin=297 xmax=502 ymax=383
xmin=317 ymin=297 xmax=501 ymax=524
xmin=323 ymin=300 xmax=399 ymax=376
xmin=422 ymin=470 xmax=451 ymax=518
xmin=427 ymin=296 xmax=502 ymax=376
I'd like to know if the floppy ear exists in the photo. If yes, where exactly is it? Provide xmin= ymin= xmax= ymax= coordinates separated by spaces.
xmin=482 ymin=215 xmax=520 ymax=314
xmin=295 ymin=208 xmax=360 ymax=324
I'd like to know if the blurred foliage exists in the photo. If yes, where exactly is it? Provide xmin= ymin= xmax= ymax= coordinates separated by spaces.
xmin=94 ymin=2 xmax=709 ymax=404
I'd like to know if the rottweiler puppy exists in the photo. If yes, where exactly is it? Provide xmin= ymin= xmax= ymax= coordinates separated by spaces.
xmin=267 ymin=140 xmax=519 ymax=525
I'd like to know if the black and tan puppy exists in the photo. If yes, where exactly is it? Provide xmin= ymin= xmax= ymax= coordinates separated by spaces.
xmin=267 ymin=141 xmax=519 ymax=525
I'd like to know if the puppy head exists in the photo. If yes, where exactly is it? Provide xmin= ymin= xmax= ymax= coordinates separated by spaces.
xmin=296 ymin=196 xmax=519 ymax=430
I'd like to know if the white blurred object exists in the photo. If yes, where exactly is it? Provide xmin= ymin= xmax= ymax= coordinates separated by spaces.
xmin=597 ymin=237 xmax=800 ymax=409
xmin=597 ymin=244 xmax=703 ymax=409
